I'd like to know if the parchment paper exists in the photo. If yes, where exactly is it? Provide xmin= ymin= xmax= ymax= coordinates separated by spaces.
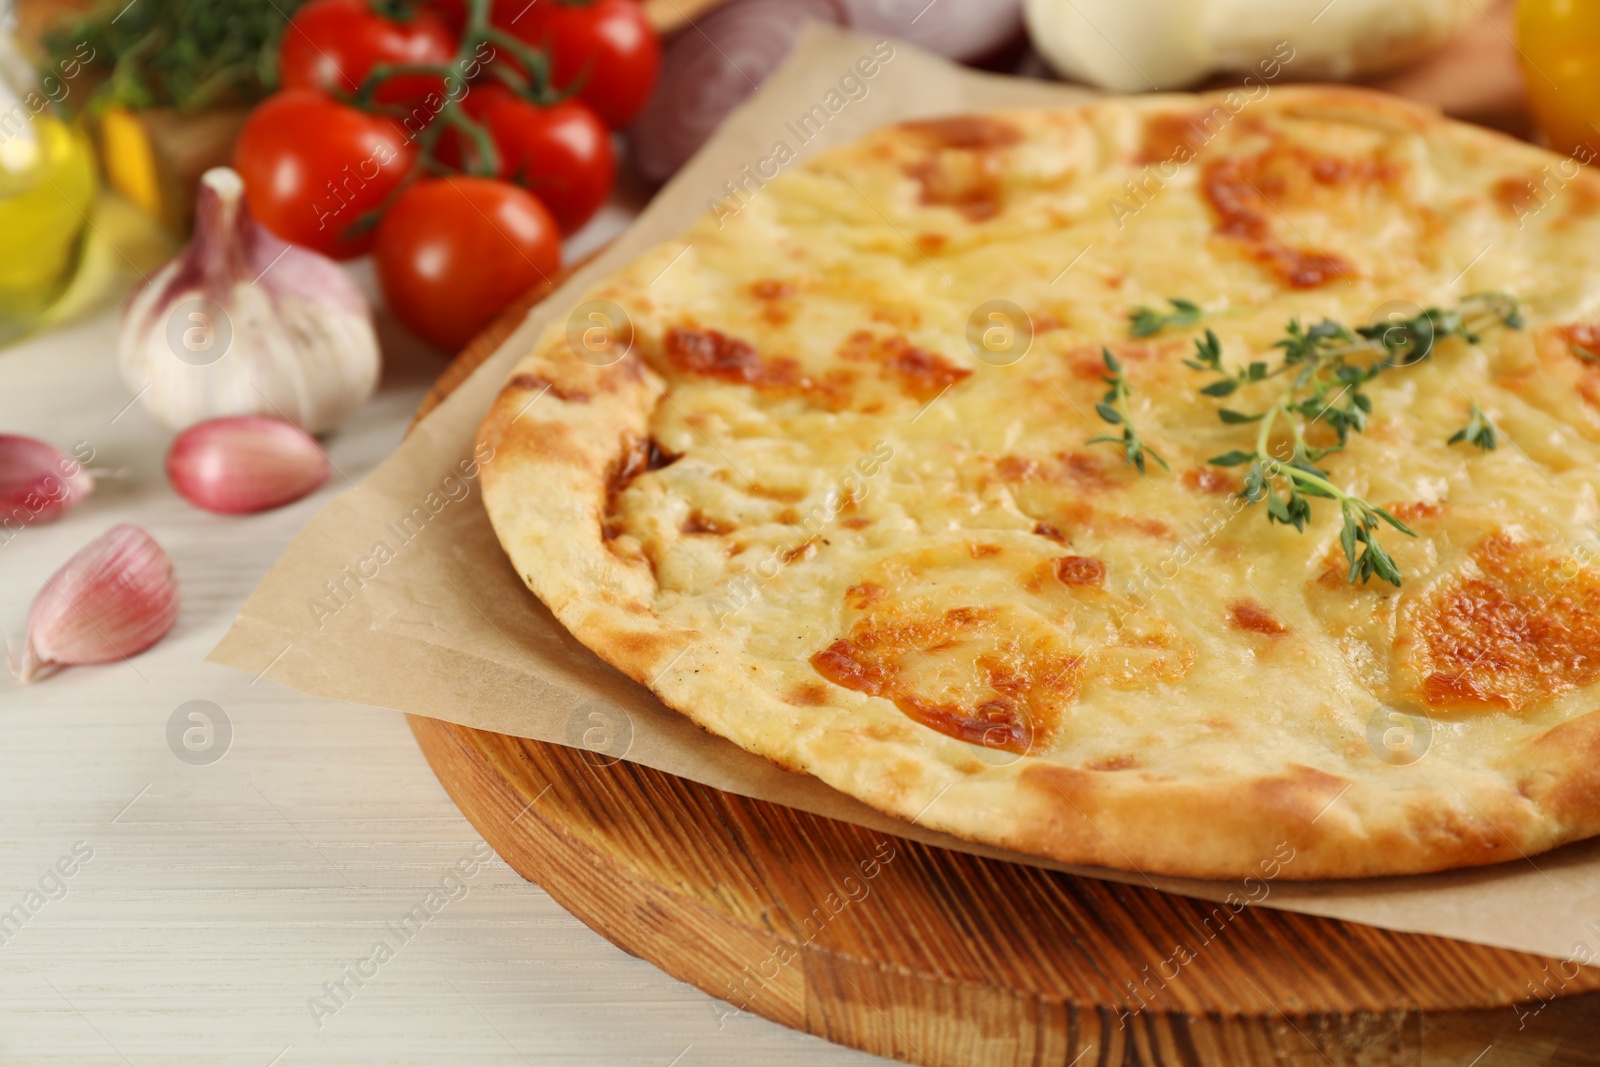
xmin=212 ymin=23 xmax=1600 ymax=968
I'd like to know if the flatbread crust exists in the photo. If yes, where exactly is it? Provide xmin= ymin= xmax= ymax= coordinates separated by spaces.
xmin=479 ymin=86 xmax=1600 ymax=879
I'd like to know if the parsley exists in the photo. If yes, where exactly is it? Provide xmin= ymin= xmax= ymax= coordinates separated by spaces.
xmin=41 ymin=0 xmax=309 ymax=113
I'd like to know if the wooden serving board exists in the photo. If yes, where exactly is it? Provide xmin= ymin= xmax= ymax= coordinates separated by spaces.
xmin=406 ymin=277 xmax=1600 ymax=1067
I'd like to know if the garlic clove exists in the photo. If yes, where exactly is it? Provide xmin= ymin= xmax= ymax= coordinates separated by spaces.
xmin=0 ymin=435 xmax=94 ymax=529
xmin=117 ymin=166 xmax=381 ymax=434
xmin=13 ymin=524 xmax=179 ymax=683
xmin=166 ymin=416 xmax=330 ymax=514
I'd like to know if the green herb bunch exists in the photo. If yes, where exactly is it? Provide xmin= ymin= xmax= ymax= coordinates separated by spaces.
xmin=41 ymin=0 xmax=307 ymax=113
xmin=1090 ymin=293 xmax=1522 ymax=586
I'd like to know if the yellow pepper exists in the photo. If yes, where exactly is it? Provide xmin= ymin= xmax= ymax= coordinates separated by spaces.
xmin=1518 ymin=0 xmax=1600 ymax=160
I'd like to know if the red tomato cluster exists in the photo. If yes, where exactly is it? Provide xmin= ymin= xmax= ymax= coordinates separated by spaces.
xmin=233 ymin=0 xmax=659 ymax=350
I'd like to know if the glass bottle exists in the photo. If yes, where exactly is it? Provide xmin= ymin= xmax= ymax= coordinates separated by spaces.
xmin=0 ymin=17 xmax=96 ymax=346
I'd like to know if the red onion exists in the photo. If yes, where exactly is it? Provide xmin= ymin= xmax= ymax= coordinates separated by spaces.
xmin=628 ymin=0 xmax=844 ymax=182
xmin=0 ymin=435 xmax=94 ymax=531
xmin=166 ymin=416 xmax=330 ymax=514
xmin=839 ymin=0 xmax=1023 ymax=62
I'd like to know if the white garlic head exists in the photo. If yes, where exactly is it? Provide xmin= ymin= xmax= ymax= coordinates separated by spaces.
xmin=118 ymin=167 xmax=380 ymax=434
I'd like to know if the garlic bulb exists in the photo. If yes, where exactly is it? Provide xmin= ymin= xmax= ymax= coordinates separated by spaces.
xmin=117 ymin=167 xmax=380 ymax=434
xmin=1024 ymin=0 xmax=1472 ymax=92
xmin=13 ymin=524 xmax=179 ymax=683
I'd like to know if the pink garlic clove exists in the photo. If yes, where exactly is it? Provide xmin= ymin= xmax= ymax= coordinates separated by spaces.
xmin=166 ymin=416 xmax=331 ymax=515
xmin=0 ymin=435 xmax=94 ymax=529
xmin=14 ymin=524 xmax=179 ymax=683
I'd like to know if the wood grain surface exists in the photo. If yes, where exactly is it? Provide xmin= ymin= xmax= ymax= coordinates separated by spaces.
xmin=407 ymin=288 xmax=1600 ymax=1067
xmin=3 ymin=245 xmax=894 ymax=1066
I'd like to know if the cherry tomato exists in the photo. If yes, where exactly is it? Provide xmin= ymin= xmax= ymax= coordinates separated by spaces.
xmin=1517 ymin=0 xmax=1600 ymax=160
xmin=420 ymin=0 xmax=468 ymax=37
xmin=233 ymin=90 xmax=417 ymax=259
xmin=280 ymin=0 xmax=458 ymax=109
xmin=498 ymin=0 xmax=660 ymax=128
xmin=374 ymin=176 xmax=562 ymax=350
xmin=440 ymin=84 xmax=615 ymax=233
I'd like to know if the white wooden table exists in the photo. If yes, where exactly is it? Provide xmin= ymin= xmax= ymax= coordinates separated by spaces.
xmin=0 ymin=211 xmax=892 ymax=1065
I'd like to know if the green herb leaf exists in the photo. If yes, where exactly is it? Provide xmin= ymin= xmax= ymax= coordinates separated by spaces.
xmin=1186 ymin=292 xmax=1521 ymax=586
xmin=1086 ymin=348 xmax=1168 ymax=474
xmin=42 ymin=0 xmax=310 ymax=113
xmin=1448 ymin=402 xmax=1498 ymax=452
xmin=1128 ymin=298 xmax=1204 ymax=338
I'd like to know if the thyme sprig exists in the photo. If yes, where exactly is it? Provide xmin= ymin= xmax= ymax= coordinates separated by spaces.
xmin=1189 ymin=292 xmax=1522 ymax=586
xmin=1128 ymin=298 xmax=1203 ymax=338
xmin=1088 ymin=349 xmax=1168 ymax=474
xmin=1449 ymin=403 xmax=1498 ymax=452
xmin=1211 ymin=440 xmax=1416 ymax=587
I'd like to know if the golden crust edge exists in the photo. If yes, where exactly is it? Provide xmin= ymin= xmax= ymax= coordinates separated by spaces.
xmin=474 ymin=85 xmax=1600 ymax=880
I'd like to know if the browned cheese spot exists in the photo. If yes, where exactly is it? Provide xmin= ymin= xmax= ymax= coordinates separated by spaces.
xmin=811 ymin=546 xmax=1189 ymax=755
xmin=1229 ymin=599 xmax=1288 ymax=635
xmin=749 ymin=278 xmax=796 ymax=326
xmin=662 ymin=326 xmax=851 ymax=405
xmin=682 ymin=510 xmax=735 ymax=535
xmin=898 ymin=115 xmax=1022 ymax=221
xmin=995 ymin=451 xmax=1119 ymax=492
xmin=1386 ymin=501 xmax=1444 ymax=523
xmin=747 ymin=484 xmax=806 ymax=503
xmin=506 ymin=373 xmax=592 ymax=403
xmin=608 ymin=629 xmax=672 ymax=678
xmin=783 ymin=540 xmax=818 ymax=564
xmin=785 ymin=683 xmax=831 ymax=706
xmin=1401 ymin=533 xmax=1600 ymax=711
xmin=1055 ymin=556 xmax=1106 ymax=587
xmin=1200 ymin=141 xmax=1396 ymax=289
xmin=810 ymin=606 xmax=1077 ymax=755
xmin=1183 ymin=467 xmax=1240 ymax=495
xmin=846 ymin=582 xmax=886 ymax=609
xmin=749 ymin=278 xmax=796 ymax=300
xmin=838 ymin=330 xmax=971 ymax=401
xmin=1493 ymin=175 xmax=1542 ymax=220
xmin=1137 ymin=111 xmax=1208 ymax=165
xmin=899 ymin=115 xmax=1024 ymax=150
xmin=1555 ymin=323 xmax=1600 ymax=410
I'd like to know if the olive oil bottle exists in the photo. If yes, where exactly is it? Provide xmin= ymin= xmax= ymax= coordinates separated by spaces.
xmin=0 ymin=32 xmax=95 ymax=345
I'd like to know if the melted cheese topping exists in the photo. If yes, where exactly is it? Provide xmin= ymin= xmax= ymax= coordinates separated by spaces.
xmin=489 ymin=89 xmax=1600 ymax=873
